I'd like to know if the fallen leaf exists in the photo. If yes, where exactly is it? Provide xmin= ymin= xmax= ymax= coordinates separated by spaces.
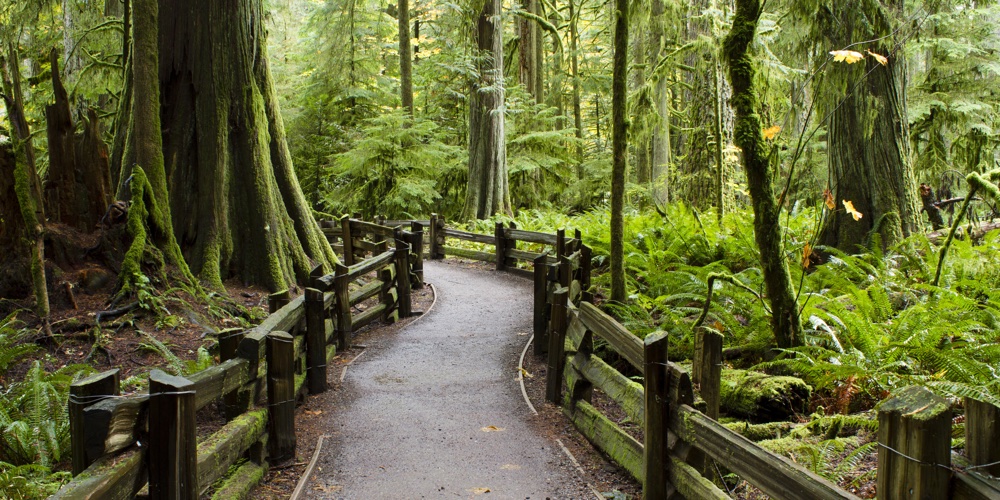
xmin=823 ymin=188 xmax=836 ymax=210
xmin=867 ymin=49 xmax=888 ymax=66
xmin=470 ymin=487 xmax=491 ymax=494
xmin=843 ymin=200 xmax=863 ymax=221
xmin=830 ymin=50 xmax=865 ymax=64
xmin=481 ymin=425 xmax=505 ymax=432
xmin=519 ymin=367 xmax=533 ymax=379
xmin=516 ymin=331 xmax=529 ymax=336
xmin=305 ymin=410 xmax=323 ymax=416
xmin=762 ymin=125 xmax=781 ymax=140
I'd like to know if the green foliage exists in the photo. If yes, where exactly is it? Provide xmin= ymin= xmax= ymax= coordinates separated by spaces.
xmin=0 ymin=361 xmax=92 ymax=467
xmin=321 ymin=111 xmax=465 ymax=219
xmin=0 ymin=462 xmax=71 ymax=499
xmin=0 ymin=314 xmax=38 ymax=376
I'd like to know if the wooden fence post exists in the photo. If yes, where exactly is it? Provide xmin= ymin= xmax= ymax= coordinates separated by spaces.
xmin=429 ymin=213 xmax=440 ymax=259
xmin=546 ymin=289 xmax=569 ymax=404
xmin=220 ymin=329 xmax=248 ymax=420
xmin=643 ymin=331 xmax=670 ymax=500
xmin=309 ymin=264 xmax=325 ymax=290
xmin=69 ymin=369 xmax=119 ymax=475
xmin=268 ymin=289 xmax=290 ymax=314
xmin=333 ymin=263 xmax=352 ymax=350
xmin=877 ymin=386 xmax=951 ymax=500
xmin=305 ymin=287 xmax=327 ymax=395
xmin=494 ymin=222 xmax=507 ymax=272
xmin=341 ymin=214 xmax=355 ymax=266
xmin=581 ymin=245 xmax=593 ymax=303
xmin=395 ymin=237 xmax=413 ymax=318
xmin=267 ymin=331 xmax=296 ymax=463
xmin=556 ymin=228 xmax=566 ymax=258
xmin=702 ymin=330 xmax=723 ymax=422
xmin=148 ymin=369 xmax=197 ymax=500
xmin=410 ymin=221 xmax=424 ymax=288
xmin=506 ymin=222 xmax=517 ymax=268
xmin=380 ymin=266 xmax=399 ymax=323
xmin=965 ymin=397 xmax=1000 ymax=477
xmin=533 ymin=253 xmax=549 ymax=354
xmin=692 ymin=328 xmax=704 ymax=385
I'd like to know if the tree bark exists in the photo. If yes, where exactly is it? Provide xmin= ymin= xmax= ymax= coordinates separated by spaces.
xmin=650 ymin=0 xmax=671 ymax=205
xmin=519 ymin=0 xmax=539 ymax=101
xmin=155 ymin=0 xmax=336 ymax=290
xmin=463 ymin=0 xmax=511 ymax=220
xmin=816 ymin=0 xmax=920 ymax=250
xmin=610 ymin=0 xmax=628 ymax=303
xmin=569 ymin=0 xmax=584 ymax=177
xmin=724 ymin=0 xmax=803 ymax=348
xmin=398 ymin=0 xmax=414 ymax=115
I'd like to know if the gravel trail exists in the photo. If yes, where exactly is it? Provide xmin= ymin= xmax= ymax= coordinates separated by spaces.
xmin=305 ymin=260 xmax=594 ymax=499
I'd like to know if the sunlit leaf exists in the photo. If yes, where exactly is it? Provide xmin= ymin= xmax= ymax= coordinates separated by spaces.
xmin=762 ymin=125 xmax=781 ymax=140
xmin=823 ymin=188 xmax=836 ymax=210
xmin=866 ymin=50 xmax=888 ymax=66
xmin=829 ymin=50 xmax=865 ymax=64
xmin=802 ymin=242 xmax=813 ymax=269
xmin=481 ymin=425 xmax=505 ymax=432
xmin=842 ymin=200 xmax=863 ymax=221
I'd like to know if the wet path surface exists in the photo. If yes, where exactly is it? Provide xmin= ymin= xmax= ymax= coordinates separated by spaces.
xmin=306 ymin=260 xmax=593 ymax=499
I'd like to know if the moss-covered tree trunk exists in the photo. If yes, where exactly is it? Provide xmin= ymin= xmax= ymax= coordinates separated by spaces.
xmin=610 ymin=0 xmax=628 ymax=304
xmin=724 ymin=0 xmax=802 ymax=348
xmin=398 ymin=0 xmax=414 ymax=115
xmin=519 ymin=0 xmax=539 ymax=103
xmin=816 ymin=0 xmax=920 ymax=250
xmin=569 ymin=0 xmax=584 ymax=177
xmin=463 ymin=0 xmax=511 ymax=220
xmin=153 ymin=0 xmax=336 ymax=291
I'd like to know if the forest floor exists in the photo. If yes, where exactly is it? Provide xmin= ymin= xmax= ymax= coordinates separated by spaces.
xmin=252 ymin=258 xmax=641 ymax=499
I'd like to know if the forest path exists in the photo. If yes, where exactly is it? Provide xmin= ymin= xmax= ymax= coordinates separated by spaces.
xmin=302 ymin=260 xmax=594 ymax=499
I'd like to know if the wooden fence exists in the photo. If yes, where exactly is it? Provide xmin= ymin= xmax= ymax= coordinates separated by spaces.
xmin=55 ymin=221 xmax=415 ymax=499
xmin=539 ymin=244 xmax=1000 ymax=499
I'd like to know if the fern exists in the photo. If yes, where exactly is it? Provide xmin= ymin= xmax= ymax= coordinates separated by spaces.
xmin=138 ymin=331 xmax=185 ymax=375
xmin=0 ymin=313 xmax=38 ymax=377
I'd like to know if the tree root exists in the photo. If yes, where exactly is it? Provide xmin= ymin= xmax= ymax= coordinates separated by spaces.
xmin=95 ymin=301 xmax=138 ymax=323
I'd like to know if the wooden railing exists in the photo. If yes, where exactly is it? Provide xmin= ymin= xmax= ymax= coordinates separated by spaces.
xmin=55 ymin=221 xmax=415 ymax=499
xmin=539 ymin=249 xmax=1000 ymax=499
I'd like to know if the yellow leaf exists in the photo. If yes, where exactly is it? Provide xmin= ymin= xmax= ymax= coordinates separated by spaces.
xmin=802 ymin=242 xmax=813 ymax=269
xmin=823 ymin=188 xmax=836 ymax=210
xmin=762 ymin=125 xmax=781 ymax=140
xmin=481 ymin=425 xmax=505 ymax=432
xmin=470 ymin=487 xmax=492 ymax=494
xmin=842 ymin=200 xmax=863 ymax=221
xmin=867 ymin=50 xmax=888 ymax=66
xmin=829 ymin=50 xmax=865 ymax=64
xmin=519 ymin=367 xmax=533 ymax=379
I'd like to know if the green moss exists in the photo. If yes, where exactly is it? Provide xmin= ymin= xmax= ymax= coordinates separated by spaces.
xmin=720 ymin=369 xmax=811 ymax=422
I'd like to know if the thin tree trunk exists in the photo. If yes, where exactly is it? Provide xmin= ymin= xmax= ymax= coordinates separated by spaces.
xmin=724 ymin=0 xmax=802 ymax=348
xmin=399 ymin=0 xmax=414 ymax=115
xmin=570 ymin=0 xmax=584 ymax=178
xmin=650 ymin=0 xmax=670 ymax=205
xmin=463 ymin=0 xmax=510 ymax=220
xmin=610 ymin=0 xmax=628 ymax=303
xmin=519 ymin=0 xmax=538 ymax=100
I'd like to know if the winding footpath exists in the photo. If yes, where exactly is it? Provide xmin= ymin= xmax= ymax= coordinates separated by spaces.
xmin=303 ymin=260 xmax=594 ymax=499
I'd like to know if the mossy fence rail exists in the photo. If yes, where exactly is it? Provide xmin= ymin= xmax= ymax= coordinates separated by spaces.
xmin=378 ymin=215 xmax=1000 ymax=500
xmin=53 ymin=220 xmax=420 ymax=499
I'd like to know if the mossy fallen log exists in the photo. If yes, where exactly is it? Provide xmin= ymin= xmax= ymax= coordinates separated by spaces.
xmin=720 ymin=369 xmax=811 ymax=422
xmin=723 ymin=420 xmax=798 ymax=441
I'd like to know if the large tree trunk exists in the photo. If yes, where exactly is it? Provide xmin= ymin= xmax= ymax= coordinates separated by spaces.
xmin=724 ymin=0 xmax=803 ymax=348
xmin=610 ymin=0 xmax=628 ymax=303
xmin=155 ymin=0 xmax=336 ymax=290
xmin=818 ymin=1 xmax=920 ymax=250
xmin=398 ymin=0 xmax=414 ymax=115
xmin=463 ymin=0 xmax=511 ymax=220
